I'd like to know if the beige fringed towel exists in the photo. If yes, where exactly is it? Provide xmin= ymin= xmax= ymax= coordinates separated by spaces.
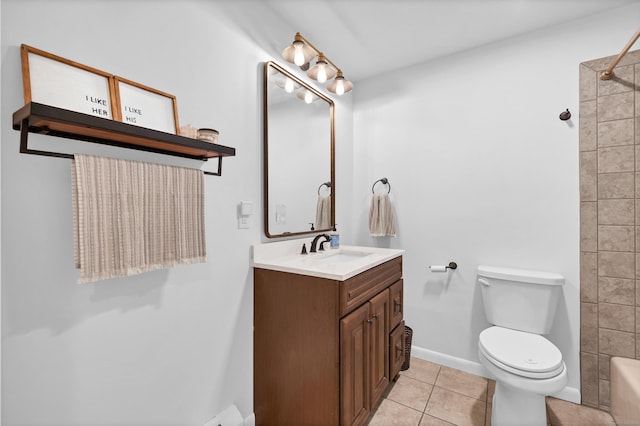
xmin=72 ymin=154 xmax=206 ymax=283
xmin=316 ymin=195 xmax=332 ymax=230
xmin=369 ymin=193 xmax=396 ymax=237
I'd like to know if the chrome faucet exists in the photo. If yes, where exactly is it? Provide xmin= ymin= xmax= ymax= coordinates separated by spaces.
xmin=310 ymin=234 xmax=331 ymax=253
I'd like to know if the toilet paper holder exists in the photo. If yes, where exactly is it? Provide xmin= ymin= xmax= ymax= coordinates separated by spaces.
xmin=429 ymin=262 xmax=458 ymax=272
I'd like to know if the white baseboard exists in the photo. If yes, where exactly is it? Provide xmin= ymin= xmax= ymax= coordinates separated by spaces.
xmin=410 ymin=345 xmax=489 ymax=378
xmin=410 ymin=345 xmax=581 ymax=404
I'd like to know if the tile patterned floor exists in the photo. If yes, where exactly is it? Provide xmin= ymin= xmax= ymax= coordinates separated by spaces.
xmin=369 ymin=357 xmax=617 ymax=426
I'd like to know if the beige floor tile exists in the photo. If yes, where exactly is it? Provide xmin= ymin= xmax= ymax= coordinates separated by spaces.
xmin=369 ymin=398 xmax=423 ymax=426
xmin=546 ymin=397 xmax=616 ymax=426
xmin=435 ymin=366 xmax=488 ymax=401
xmin=419 ymin=414 xmax=456 ymax=426
xmin=401 ymin=357 xmax=441 ymax=384
xmin=387 ymin=375 xmax=434 ymax=411
xmin=425 ymin=387 xmax=486 ymax=426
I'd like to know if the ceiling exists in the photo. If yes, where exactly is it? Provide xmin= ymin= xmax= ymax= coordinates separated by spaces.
xmin=214 ymin=0 xmax=640 ymax=82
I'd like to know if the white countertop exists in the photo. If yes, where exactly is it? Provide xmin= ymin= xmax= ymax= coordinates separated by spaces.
xmin=251 ymin=238 xmax=404 ymax=280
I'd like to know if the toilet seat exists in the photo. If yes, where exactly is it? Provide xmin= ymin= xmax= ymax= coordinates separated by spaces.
xmin=479 ymin=326 xmax=563 ymax=379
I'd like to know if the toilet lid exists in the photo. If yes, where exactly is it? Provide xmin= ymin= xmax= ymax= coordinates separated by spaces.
xmin=479 ymin=326 xmax=563 ymax=377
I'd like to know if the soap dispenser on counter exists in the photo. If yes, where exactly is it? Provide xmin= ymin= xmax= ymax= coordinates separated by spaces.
xmin=330 ymin=225 xmax=340 ymax=249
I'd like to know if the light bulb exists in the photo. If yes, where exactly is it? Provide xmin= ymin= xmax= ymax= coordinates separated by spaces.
xmin=304 ymin=91 xmax=313 ymax=104
xmin=285 ymin=78 xmax=294 ymax=93
xmin=293 ymin=42 xmax=305 ymax=66
xmin=317 ymin=64 xmax=327 ymax=83
xmin=336 ymin=79 xmax=345 ymax=96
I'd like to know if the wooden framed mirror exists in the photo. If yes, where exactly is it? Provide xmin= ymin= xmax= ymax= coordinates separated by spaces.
xmin=263 ymin=61 xmax=335 ymax=238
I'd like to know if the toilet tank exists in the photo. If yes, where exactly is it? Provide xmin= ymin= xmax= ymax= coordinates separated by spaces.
xmin=477 ymin=265 xmax=564 ymax=334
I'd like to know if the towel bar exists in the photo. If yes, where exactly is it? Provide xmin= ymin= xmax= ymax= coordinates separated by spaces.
xmin=372 ymin=177 xmax=391 ymax=194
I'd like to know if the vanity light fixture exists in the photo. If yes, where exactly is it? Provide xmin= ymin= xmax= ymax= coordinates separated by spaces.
xmin=282 ymin=32 xmax=353 ymax=95
xmin=307 ymin=53 xmax=337 ymax=84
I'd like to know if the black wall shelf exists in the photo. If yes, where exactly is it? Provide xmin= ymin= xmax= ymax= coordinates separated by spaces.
xmin=12 ymin=102 xmax=235 ymax=176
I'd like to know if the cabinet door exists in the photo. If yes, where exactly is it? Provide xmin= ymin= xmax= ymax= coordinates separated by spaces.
xmin=340 ymin=303 xmax=371 ymax=426
xmin=389 ymin=321 xmax=405 ymax=380
xmin=389 ymin=279 xmax=403 ymax=332
xmin=369 ymin=289 xmax=389 ymax=407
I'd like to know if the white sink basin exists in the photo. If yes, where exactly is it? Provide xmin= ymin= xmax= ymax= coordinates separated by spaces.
xmin=252 ymin=241 xmax=404 ymax=280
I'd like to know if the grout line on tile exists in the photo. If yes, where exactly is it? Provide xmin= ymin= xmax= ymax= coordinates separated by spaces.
xmin=383 ymin=397 xmax=427 ymax=417
xmin=431 ymin=384 xmax=488 ymax=404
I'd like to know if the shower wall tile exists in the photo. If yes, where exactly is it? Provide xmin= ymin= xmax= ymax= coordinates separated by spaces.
xmin=598 ymin=172 xmax=634 ymax=199
xmin=599 ymin=354 xmax=610 ymax=380
xmin=582 ymin=326 xmax=598 ymax=354
xmin=599 ymin=303 xmax=635 ymax=332
xmin=582 ymin=56 xmax=617 ymax=72
xmin=598 ymin=225 xmax=634 ymax=252
xmin=598 ymin=65 xmax=634 ymax=96
xmin=598 ymin=277 xmax=635 ymax=305
xmin=580 ymin=65 xmax=597 ymax=101
xmin=599 ymin=380 xmax=611 ymax=406
xmin=581 ymin=53 xmax=640 ymax=409
xmin=580 ymin=101 xmax=597 ymax=151
xmin=581 ymin=352 xmax=599 ymax=406
xmin=581 ymin=302 xmax=598 ymax=329
xmin=598 ymin=145 xmax=634 ymax=173
xmin=598 ymin=119 xmax=634 ymax=147
xmin=598 ymin=199 xmax=634 ymax=225
xmin=598 ymin=251 xmax=635 ymax=279
xmin=597 ymin=92 xmax=634 ymax=122
xmin=636 ymin=65 xmax=640 ymax=116
xmin=580 ymin=151 xmax=597 ymax=200
xmin=599 ymin=328 xmax=635 ymax=357
xmin=581 ymin=202 xmax=597 ymax=251
xmin=581 ymin=252 xmax=598 ymax=302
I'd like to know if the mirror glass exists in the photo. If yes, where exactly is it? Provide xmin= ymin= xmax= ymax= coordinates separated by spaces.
xmin=264 ymin=61 xmax=335 ymax=238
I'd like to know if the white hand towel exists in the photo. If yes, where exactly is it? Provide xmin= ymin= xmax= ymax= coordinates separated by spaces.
xmin=315 ymin=195 xmax=332 ymax=230
xmin=369 ymin=193 xmax=396 ymax=237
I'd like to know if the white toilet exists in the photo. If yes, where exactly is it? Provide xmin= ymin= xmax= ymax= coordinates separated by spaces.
xmin=477 ymin=265 xmax=567 ymax=426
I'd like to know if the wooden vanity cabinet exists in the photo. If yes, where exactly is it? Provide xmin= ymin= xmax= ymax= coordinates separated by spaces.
xmin=254 ymin=256 xmax=404 ymax=426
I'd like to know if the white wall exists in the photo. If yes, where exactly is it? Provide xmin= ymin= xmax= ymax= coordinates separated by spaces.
xmin=4 ymin=0 xmax=637 ymax=423
xmin=352 ymin=3 xmax=640 ymax=402
xmin=0 ymin=1 xmax=352 ymax=425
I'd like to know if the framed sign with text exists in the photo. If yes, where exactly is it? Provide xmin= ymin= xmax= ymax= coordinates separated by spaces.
xmin=20 ymin=44 xmax=117 ymax=119
xmin=114 ymin=77 xmax=180 ymax=134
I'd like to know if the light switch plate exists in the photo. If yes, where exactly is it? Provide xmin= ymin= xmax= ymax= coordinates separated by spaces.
xmin=240 ymin=201 xmax=253 ymax=216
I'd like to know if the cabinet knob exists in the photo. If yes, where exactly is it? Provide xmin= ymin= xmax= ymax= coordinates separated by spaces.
xmin=372 ymin=314 xmax=378 ymax=319
xmin=367 ymin=319 xmax=373 ymax=324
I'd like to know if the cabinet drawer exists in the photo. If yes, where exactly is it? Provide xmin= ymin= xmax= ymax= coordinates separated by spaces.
xmin=340 ymin=257 xmax=402 ymax=317
xmin=389 ymin=279 xmax=403 ymax=331
xmin=389 ymin=321 xmax=405 ymax=381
